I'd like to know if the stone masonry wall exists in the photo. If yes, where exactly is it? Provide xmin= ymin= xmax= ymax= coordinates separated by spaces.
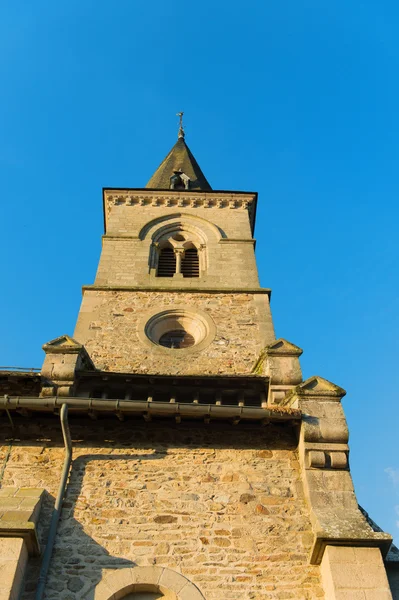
xmin=0 ymin=418 xmax=324 ymax=600
xmin=95 ymin=202 xmax=260 ymax=289
xmin=105 ymin=205 xmax=254 ymax=240
xmin=74 ymin=291 xmax=275 ymax=375
xmin=95 ymin=237 xmax=260 ymax=289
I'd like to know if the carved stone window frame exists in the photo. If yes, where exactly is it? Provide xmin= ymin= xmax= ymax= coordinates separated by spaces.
xmin=137 ymin=306 xmax=216 ymax=355
xmin=152 ymin=228 xmax=207 ymax=278
xmin=140 ymin=213 xmax=220 ymax=278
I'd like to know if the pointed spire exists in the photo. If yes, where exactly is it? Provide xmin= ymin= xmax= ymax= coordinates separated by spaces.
xmin=145 ymin=114 xmax=212 ymax=190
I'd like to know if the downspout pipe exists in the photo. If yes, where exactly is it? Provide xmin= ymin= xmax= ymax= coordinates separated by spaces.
xmin=35 ymin=404 xmax=72 ymax=600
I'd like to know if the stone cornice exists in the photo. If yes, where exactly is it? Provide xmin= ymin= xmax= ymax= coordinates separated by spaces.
xmin=82 ymin=285 xmax=271 ymax=296
xmin=311 ymin=533 xmax=393 ymax=565
xmin=218 ymin=238 xmax=256 ymax=244
xmin=102 ymin=188 xmax=257 ymax=233
xmin=101 ymin=235 xmax=256 ymax=244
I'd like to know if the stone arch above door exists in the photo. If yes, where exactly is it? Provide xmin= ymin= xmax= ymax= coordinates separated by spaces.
xmin=92 ymin=566 xmax=206 ymax=600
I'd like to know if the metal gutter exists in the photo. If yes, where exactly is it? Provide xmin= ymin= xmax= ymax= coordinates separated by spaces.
xmin=35 ymin=404 xmax=72 ymax=600
xmin=0 ymin=397 xmax=300 ymax=422
xmin=0 ymin=367 xmax=40 ymax=372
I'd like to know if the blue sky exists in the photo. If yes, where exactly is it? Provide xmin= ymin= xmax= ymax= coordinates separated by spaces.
xmin=1 ymin=1 xmax=398 ymax=543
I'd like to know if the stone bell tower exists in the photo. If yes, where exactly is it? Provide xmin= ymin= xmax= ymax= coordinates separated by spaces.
xmin=72 ymin=119 xmax=277 ymax=384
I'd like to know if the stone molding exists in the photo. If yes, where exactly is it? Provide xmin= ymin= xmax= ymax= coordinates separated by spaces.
xmin=41 ymin=335 xmax=95 ymax=397
xmin=42 ymin=334 xmax=85 ymax=355
xmin=81 ymin=285 xmax=271 ymax=296
xmin=293 ymin=376 xmax=393 ymax=564
xmin=293 ymin=375 xmax=346 ymax=400
xmin=138 ymin=212 xmax=222 ymax=243
xmin=0 ymin=522 xmax=39 ymax=556
xmin=92 ymin=566 xmax=206 ymax=600
xmin=218 ymin=238 xmax=256 ymax=244
xmin=142 ymin=215 xmax=213 ymax=274
xmin=252 ymin=338 xmax=303 ymax=394
xmin=103 ymin=189 xmax=257 ymax=235
xmin=104 ymin=189 xmax=255 ymax=213
xmin=102 ymin=235 xmax=256 ymax=244
xmin=265 ymin=338 xmax=303 ymax=357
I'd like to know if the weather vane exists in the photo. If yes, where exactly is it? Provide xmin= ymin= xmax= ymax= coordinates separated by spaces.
xmin=177 ymin=111 xmax=185 ymax=139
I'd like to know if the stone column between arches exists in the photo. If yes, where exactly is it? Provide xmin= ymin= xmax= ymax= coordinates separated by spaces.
xmin=92 ymin=566 xmax=206 ymax=600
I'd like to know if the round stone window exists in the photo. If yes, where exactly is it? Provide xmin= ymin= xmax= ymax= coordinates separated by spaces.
xmin=141 ymin=308 xmax=215 ymax=353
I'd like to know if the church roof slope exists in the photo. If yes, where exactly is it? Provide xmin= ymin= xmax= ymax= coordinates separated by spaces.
xmin=146 ymin=137 xmax=212 ymax=191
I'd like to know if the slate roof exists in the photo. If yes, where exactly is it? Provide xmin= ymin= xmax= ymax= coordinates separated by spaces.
xmin=146 ymin=137 xmax=212 ymax=191
xmin=359 ymin=505 xmax=399 ymax=562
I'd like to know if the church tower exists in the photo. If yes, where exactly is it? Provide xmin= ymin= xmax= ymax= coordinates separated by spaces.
xmin=72 ymin=120 xmax=275 ymax=387
xmin=0 ymin=118 xmax=397 ymax=600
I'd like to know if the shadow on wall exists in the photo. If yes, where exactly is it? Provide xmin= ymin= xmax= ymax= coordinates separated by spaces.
xmin=22 ymin=451 xmax=166 ymax=600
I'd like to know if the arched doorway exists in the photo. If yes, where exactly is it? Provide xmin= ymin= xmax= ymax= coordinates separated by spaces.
xmin=92 ymin=566 xmax=205 ymax=600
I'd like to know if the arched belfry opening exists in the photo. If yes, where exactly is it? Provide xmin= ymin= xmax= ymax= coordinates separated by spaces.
xmin=170 ymin=169 xmax=190 ymax=190
xmin=152 ymin=225 xmax=205 ymax=279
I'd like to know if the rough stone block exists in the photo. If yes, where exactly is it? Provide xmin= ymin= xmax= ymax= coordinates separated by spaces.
xmin=0 ymin=537 xmax=25 ymax=559
xmin=179 ymin=581 xmax=207 ymax=600
xmin=0 ymin=498 xmax=23 ymax=510
xmin=130 ymin=566 xmax=163 ymax=585
xmin=0 ymin=537 xmax=27 ymax=600
xmin=0 ymin=511 xmax=33 ymax=522
xmin=159 ymin=567 xmax=188 ymax=593
xmin=321 ymin=545 xmax=393 ymax=600
xmin=15 ymin=488 xmax=43 ymax=498
xmin=364 ymin=591 xmax=393 ymax=600
xmin=0 ymin=488 xmax=18 ymax=498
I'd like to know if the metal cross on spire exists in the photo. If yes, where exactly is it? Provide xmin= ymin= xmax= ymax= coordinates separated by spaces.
xmin=177 ymin=111 xmax=185 ymax=139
